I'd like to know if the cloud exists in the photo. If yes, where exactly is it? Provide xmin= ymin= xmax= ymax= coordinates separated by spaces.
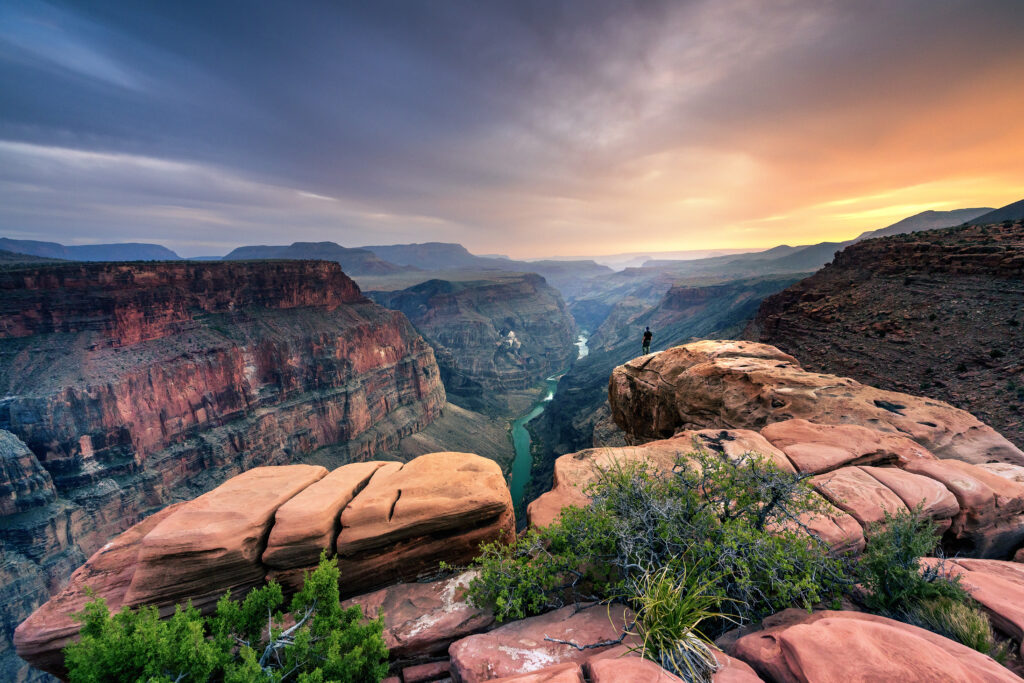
xmin=0 ymin=0 xmax=1022 ymax=256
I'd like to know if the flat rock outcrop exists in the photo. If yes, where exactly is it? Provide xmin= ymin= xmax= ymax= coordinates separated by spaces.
xmin=448 ymin=604 xmax=635 ymax=683
xmin=747 ymin=220 xmax=1024 ymax=453
xmin=0 ymin=260 xmax=446 ymax=680
xmin=729 ymin=609 xmax=1020 ymax=683
xmin=342 ymin=571 xmax=494 ymax=658
xmin=609 ymin=340 xmax=1024 ymax=465
xmin=16 ymin=452 xmax=513 ymax=678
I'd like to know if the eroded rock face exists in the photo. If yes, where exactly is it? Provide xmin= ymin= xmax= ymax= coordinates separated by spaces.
xmin=0 ymin=260 xmax=446 ymax=680
xmin=609 ymin=340 xmax=1024 ymax=466
xmin=729 ymin=609 xmax=1020 ymax=683
xmin=16 ymin=453 xmax=514 ymax=678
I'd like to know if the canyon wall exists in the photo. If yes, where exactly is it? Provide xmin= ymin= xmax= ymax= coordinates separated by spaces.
xmin=369 ymin=274 xmax=576 ymax=415
xmin=0 ymin=260 xmax=445 ymax=681
xmin=747 ymin=221 xmax=1024 ymax=449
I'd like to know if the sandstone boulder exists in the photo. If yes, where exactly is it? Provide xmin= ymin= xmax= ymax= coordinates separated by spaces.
xmin=903 ymin=459 xmax=1024 ymax=556
xmin=686 ymin=428 xmax=795 ymax=472
xmin=334 ymin=452 xmax=514 ymax=592
xmin=978 ymin=463 xmax=1024 ymax=485
xmin=609 ymin=341 xmax=1024 ymax=466
xmin=784 ymin=499 xmax=866 ymax=555
xmin=729 ymin=609 xmax=1019 ymax=683
xmin=341 ymin=571 xmax=493 ymax=658
xmin=811 ymin=466 xmax=908 ymax=527
xmin=760 ymin=419 xmax=934 ymax=474
xmin=585 ymin=655 xmax=683 ymax=682
xmin=528 ymin=430 xmax=791 ymax=529
xmin=262 ymin=461 xmax=397 ymax=569
xmin=710 ymin=650 xmax=764 ymax=683
xmin=124 ymin=465 xmax=327 ymax=610
xmin=859 ymin=465 xmax=959 ymax=523
xmin=448 ymin=604 xmax=635 ymax=683
xmin=933 ymin=558 xmax=1024 ymax=654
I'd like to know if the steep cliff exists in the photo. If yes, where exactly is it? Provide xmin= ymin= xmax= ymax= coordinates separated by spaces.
xmin=0 ymin=260 xmax=445 ymax=681
xmin=747 ymin=220 xmax=1024 ymax=449
xmin=369 ymin=274 xmax=576 ymax=415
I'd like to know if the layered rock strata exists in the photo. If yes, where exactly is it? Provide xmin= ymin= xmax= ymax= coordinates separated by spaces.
xmin=16 ymin=452 xmax=513 ymax=678
xmin=0 ymin=260 xmax=445 ymax=680
xmin=747 ymin=220 xmax=1024 ymax=450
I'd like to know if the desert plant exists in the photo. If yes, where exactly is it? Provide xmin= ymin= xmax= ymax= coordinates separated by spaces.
xmin=466 ymin=446 xmax=853 ymax=632
xmin=626 ymin=565 xmax=729 ymax=682
xmin=65 ymin=552 xmax=389 ymax=683
xmin=905 ymin=596 xmax=1006 ymax=661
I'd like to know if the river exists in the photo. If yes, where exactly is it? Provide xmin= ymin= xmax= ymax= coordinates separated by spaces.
xmin=507 ymin=334 xmax=588 ymax=517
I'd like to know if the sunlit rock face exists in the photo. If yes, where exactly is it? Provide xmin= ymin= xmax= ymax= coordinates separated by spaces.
xmin=0 ymin=259 xmax=445 ymax=681
xmin=608 ymin=339 xmax=1024 ymax=465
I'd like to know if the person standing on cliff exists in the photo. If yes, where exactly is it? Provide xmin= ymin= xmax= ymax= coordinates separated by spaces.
xmin=642 ymin=326 xmax=653 ymax=354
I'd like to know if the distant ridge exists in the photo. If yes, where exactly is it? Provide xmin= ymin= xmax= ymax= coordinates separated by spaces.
xmin=0 ymin=248 xmax=64 ymax=264
xmin=855 ymin=207 xmax=992 ymax=240
xmin=222 ymin=241 xmax=409 ymax=275
xmin=965 ymin=198 xmax=1024 ymax=226
xmin=0 ymin=238 xmax=180 ymax=261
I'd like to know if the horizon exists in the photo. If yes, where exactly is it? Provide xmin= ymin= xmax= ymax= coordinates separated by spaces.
xmin=2 ymin=1 xmax=1023 ymax=258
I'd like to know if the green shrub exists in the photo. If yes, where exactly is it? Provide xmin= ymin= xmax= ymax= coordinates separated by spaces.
xmin=466 ymin=447 xmax=852 ymax=632
xmin=65 ymin=552 xmax=389 ymax=683
xmin=856 ymin=508 xmax=965 ymax=614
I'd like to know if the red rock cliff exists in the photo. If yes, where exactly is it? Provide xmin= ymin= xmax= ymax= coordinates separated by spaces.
xmin=0 ymin=259 xmax=445 ymax=681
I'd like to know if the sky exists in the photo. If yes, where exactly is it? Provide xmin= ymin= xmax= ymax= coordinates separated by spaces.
xmin=1 ymin=0 xmax=1022 ymax=258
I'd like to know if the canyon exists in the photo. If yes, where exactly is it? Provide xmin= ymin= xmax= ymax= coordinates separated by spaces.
xmin=0 ymin=260 xmax=446 ymax=681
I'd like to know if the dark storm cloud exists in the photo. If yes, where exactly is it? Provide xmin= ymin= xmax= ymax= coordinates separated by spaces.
xmin=1 ymin=0 xmax=1022 ymax=256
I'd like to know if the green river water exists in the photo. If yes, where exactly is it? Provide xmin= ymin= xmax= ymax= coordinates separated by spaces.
xmin=508 ymin=334 xmax=588 ymax=516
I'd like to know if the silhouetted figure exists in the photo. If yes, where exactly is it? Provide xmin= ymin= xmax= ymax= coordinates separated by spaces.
xmin=642 ymin=326 xmax=652 ymax=354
